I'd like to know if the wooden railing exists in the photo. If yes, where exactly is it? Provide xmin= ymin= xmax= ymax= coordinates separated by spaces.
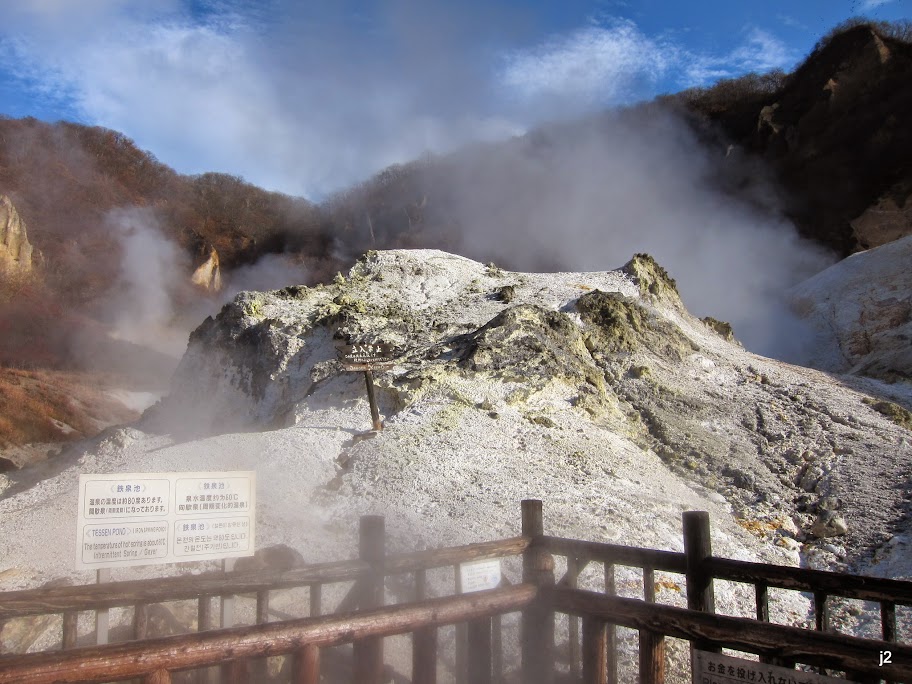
xmin=541 ymin=510 xmax=912 ymax=684
xmin=2 ymin=501 xmax=912 ymax=683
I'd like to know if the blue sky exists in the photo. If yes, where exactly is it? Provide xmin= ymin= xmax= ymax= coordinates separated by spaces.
xmin=0 ymin=0 xmax=909 ymax=199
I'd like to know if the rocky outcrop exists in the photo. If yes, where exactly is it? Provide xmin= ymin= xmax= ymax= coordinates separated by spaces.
xmin=147 ymin=249 xmax=912 ymax=565
xmin=190 ymin=245 xmax=222 ymax=291
xmin=0 ymin=196 xmax=34 ymax=274
xmin=789 ymin=234 xmax=912 ymax=380
xmin=850 ymin=183 xmax=912 ymax=250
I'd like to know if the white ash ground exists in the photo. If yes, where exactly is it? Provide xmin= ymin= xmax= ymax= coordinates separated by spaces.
xmin=1 ymin=249 xmax=911 ymax=681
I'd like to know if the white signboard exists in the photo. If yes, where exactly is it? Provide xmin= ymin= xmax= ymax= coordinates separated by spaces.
xmin=76 ymin=471 xmax=255 ymax=570
xmin=458 ymin=558 xmax=502 ymax=593
xmin=694 ymin=650 xmax=858 ymax=684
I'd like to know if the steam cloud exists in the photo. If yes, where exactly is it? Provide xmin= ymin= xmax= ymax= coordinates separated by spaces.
xmin=4 ymin=2 xmax=836 ymax=364
xmin=413 ymin=108 xmax=834 ymax=361
xmin=103 ymin=207 xmax=191 ymax=357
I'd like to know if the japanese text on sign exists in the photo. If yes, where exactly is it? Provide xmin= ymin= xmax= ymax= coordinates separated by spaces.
xmin=693 ymin=650 xmax=857 ymax=684
xmin=458 ymin=558 xmax=502 ymax=593
xmin=76 ymin=471 xmax=255 ymax=570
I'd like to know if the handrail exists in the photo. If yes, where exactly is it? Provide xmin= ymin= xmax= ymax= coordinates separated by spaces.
xmin=0 ymin=558 xmax=369 ymax=621
xmin=549 ymin=586 xmax=912 ymax=680
xmin=0 ymin=536 xmax=531 ymax=622
xmin=0 ymin=584 xmax=537 ymax=683
xmin=384 ymin=535 xmax=529 ymax=574
xmin=707 ymin=556 xmax=912 ymax=605
xmin=539 ymin=535 xmax=687 ymax=573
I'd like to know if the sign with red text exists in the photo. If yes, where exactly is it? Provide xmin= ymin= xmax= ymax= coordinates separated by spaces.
xmin=76 ymin=471 xmax=255 ymax=570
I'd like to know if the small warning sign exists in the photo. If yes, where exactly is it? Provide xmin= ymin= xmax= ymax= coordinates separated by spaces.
xmin=76 ymin=471 xmax=255 ymax=570
xmin=458 ymin=558 xmax=502 ymax=593
xmin=693 ymin=650 xmax=858 ymax=684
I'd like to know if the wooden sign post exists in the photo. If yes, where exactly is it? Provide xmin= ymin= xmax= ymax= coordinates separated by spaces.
xmin=338 ymin=343 xmax=396 ymax=432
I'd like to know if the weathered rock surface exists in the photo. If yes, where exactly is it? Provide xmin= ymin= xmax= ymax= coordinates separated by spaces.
xmin=190 ymin=245 xmax=222 ymax=292
xmin=0 ymin=195 xmax=34 ymax=274
xmin=693 ymin=25 xmax=912 ymax=255
xmin=146 ymin=249 xmax=912 ymax=564
xmin=789 ymin=234 xmax=912 ymax=381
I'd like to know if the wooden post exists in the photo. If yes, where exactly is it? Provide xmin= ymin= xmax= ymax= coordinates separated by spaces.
xmin=144 ymin=670 xmax=171 ymax=684
xmin=521 ymin=499 xmax=554 ymax=684
xmin=567 ymin=556 xmax=581 ymax=680
xmin=881 ymin=600 xmax=897 ymax=642
xmin=604 ymin=563 xmax=617 ymax=684
xmin=222 ymin=658 xmax=247 ymax=684
xmin=196 ymin=598 xmax=213 ymax=684
xmin=364 ymin=370 xmax=383 ymax=431
xmin=455 ymin=565 xmax=466 ymax=684
xmin=220 ymin=558 xmax=237 ymax=628
xmin=95 ymin=569 xmax=110 ymax=645
xmin=198 ymin=597 xmax=212 ymax=631
xmin=293 ymin=644 xmax=320 ymax=684
xmin=467 ymin=618 xmax=493 ymax=684
xmin=683 ymin=511 xmax=717 ymax=661
xmin=813 ymin=591 xmax=830 ymax=632
xmin=353 ymin=515 xmax=385 ymax=684
xmin=683 ymin=512 xmax=714 ymax=613
xmin=412 ymin=569 xmax=437 ymax=684
xmin=492 ymin=613 xmax=503 ymax=683
xmin=640 ymin=567 xmax=665 ymax=684
xmin=133 ymin=602 xmax=149 ymax=640
xmin=814 ymin=591 xmax=830 ymax=676
xmin=756 ymin=583 xmax=774 ymax=666
xmin=310 ymin=584 xmax=322 ymax=617
xmin=219 ymin=558 xmax=243 ymax=683
xmin=252 ymin=592 xmax=270 ymax=684
xmin=582 ymin=617 xmax=607 ymax=684
xmin=62 ymin=611 xmax=78 ymax=649
xmin=256 ymin=591 xmax=269 ymax=625
xmin=881 ymin=599 xmax=897 ymax=684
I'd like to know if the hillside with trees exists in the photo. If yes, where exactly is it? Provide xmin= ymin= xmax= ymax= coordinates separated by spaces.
xmin=1 ymin=19 xmax=910 ymax=450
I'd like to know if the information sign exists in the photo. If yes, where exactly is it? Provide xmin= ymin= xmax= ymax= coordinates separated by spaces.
xmin=338 ymin=342 xmax=396 ymax=371
xmin=458 ymin=558 xmax=502 ymax=593
xmin=76 ymin=471 xmax=255 ymax=570
xmin=693 ymin=650 xmax=858 ymax=684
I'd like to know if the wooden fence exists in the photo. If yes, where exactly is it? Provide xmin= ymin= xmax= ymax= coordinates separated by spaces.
xmin=1 ymin=501 xmax=911 ymax=683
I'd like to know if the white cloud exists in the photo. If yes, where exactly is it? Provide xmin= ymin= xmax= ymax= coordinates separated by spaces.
xmin=682 ymin=28 xmax=795 ymax=85
xmin=1 ymin=4 xmax=798 ymax=198
xmin=499 ymin=19 xmax=672 ymax=105
xmin=0 ymin=1 xmax=532 ymax=198
xmin=861 ymin=0 xmax=897 ymax=9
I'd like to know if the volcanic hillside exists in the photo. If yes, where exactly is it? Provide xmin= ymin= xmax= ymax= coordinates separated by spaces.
xmin=0 ymin=19 xmax=910 ymax=452
xmin=2 ymin=250 xmax=911 ymax=678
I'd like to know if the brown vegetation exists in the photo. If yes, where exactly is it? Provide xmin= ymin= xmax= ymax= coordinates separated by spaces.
xmin=663 ymin=20 xmax=912 ymax=255
xmin=0 ymin=367 xmax=138 ymax=449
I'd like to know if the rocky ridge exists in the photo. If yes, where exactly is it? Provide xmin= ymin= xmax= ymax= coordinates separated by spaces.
xmin=148 ymin=249 xmax=912 ymax=565
xmin=0 ymin=195 xmax=34 ymax=274
xmin=790 ymin=234 xmax=912 ymax=381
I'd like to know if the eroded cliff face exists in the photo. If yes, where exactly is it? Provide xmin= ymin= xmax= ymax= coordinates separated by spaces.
xmin=0 ymin=196 xmax=34 ymax=274
xmin=146 ymin=249 xmax=912 ymax=566
xmin=790 ymin=234 xmax=912 ymax=381
xmin=698 ymin=26 xmax=912 ymax=255
xmin=190 ymin=245 xmax=222 ymax=292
